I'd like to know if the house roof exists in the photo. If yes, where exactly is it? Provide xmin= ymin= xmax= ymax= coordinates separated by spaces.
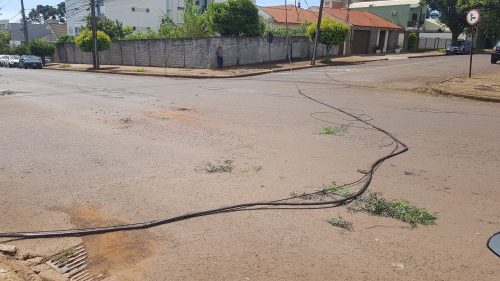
xmin=7 ymin=22 xmax=67 ymax=42
xmin=9 ymin=23 xmax=52 ymax=42
xmin=319 ymin=7 xmax=404 ymax=29
xmin=260 ymin=5 xmax=403 ymax=30
xmin=48 ymin=23 xmax=67 ymax=39
xmin=259 ymin=5 xmax=318 ymax=25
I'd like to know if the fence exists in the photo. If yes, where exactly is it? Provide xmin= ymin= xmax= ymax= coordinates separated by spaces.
xmin=418 ymin=37 xmax=452 ymax=50
xmin=54 ymin=36 xmax=338 ymax=69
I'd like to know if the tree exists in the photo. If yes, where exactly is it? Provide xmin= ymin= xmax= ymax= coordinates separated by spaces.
xmin=75 ymin=29 xmax=111 ymax=52
xmin=458 ymin=0 xmax=500 ymax=47
xmin=208 ymin=0 xmax=264 ymax=37
xmin=0 ymin=30 xmax=11 ymax=46
xmin=306 ymin=18 xmax=349 ymax=57
xmin=28 ymin=4 xmax=59 ymax=23
xmin=420 ymin=0 xmax=467 ymax=41
xmin=29 ymin=39 xmax=55 ymax=64
xmin=181 ymin=0 xmax=213 ymax=38
xmin=57 ymin=2 xmax=66 ymax=22
xmin=86 ymin=17 xmax=133 ymax=40
xmin=0 ymin=30 xmax=11 ymax=54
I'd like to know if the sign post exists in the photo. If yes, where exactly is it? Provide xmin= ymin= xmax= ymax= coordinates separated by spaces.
xmin=267 ymin=32 xmax=274 ymax=70
xmin=466 ymin=9 xmax=480 ymax=78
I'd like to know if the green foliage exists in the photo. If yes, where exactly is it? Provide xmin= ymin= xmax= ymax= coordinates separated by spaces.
xmin=327 ymin=216 xmax=353 ymax=231
xmin=306 ymin=18 xmax=349 ymax=53
xmin=0 ymin=30 xmax=11 ymax=53
xmin=265 ymin=22 xmax=309 ymax=36
xmin=56 ymin=35 xmax=75 ymax=45
xmin=75 ymin=29 xmax=111 ymax=52
xmin=458 ymin=0 xmax=500 ymax=47
xmin=320 ymin=125 xmax=349 ymax=135
xmin=125 ymin=1 xmax=213 ymax=40
xmin=125 ymin=29 xmax=164 ymax=40
xmin=208 ymin=0 xmax=264 ymax=37
xmin=408 ymin=32 xmax=417 ymax=50
xmin=349 ymin=192 xmax=437 ymax=227
xmin=182 ymin=0 xmax=213 ymax=38
xmin=86 ymin=17 xmax=133 ymax=40
xmin=420 ymin=0 xmax=466 ymax=41
xmin=28 ymin=2 xmax=65 ymax=23
xmin=29 ymin=39 xmax=55 ymax=64
xmin=10 ymin=44 xmax=30 ymax=55
xmin=0 ymin=30 xmax=11 ymax=46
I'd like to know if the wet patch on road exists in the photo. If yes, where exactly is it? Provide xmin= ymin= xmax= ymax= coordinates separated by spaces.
xmin=68 ymin=205 xmax=159 ymax=280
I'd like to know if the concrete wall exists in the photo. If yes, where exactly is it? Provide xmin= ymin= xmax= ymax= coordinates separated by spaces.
xmin=54 ymin=36 xmax=338 ymax=69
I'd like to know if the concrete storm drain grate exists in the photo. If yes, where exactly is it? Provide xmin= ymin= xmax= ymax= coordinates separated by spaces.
xmin=46 ymin=244 xmax=96 ymax=281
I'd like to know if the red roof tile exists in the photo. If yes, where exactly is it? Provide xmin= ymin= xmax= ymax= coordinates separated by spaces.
xmin=260 ymin=5 xmax=318 ymax=25
xmin=319 ymin=7 xmax=403 ymax=29
xmin=260 ymin=5 xmax=403 ymax=30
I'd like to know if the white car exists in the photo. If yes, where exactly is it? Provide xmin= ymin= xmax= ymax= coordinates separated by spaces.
xmin=6 ymin=55 xmax=20 ymax=68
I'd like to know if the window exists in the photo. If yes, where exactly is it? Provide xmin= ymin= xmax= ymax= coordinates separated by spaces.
xmin=132 ymin=7 xmax=136 ymax=11
xmin=146 ymin=8 xmax=150 ymax=12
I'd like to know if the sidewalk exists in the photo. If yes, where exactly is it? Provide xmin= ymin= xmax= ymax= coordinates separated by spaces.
xmin=431 ymin=69 xmax=500 ymax=102
xmin=44 ymin=51 xmax=443 ymax=78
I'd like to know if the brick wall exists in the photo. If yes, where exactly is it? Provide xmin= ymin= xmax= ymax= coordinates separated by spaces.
xmin=55 ymin=36 xmax=339 ymax=69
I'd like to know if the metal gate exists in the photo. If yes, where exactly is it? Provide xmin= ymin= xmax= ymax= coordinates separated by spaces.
xmin=352 ymin=30 xmax=370 ymax=54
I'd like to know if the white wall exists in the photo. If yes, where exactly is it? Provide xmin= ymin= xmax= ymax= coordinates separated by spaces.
xmin=65 ymin=0 xmax=89 ymax=36
xmin=66 ymin=0 xmax=256 ymax=35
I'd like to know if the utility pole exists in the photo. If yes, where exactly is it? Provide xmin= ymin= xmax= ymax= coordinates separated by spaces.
xmin=90 ymin=0 xmax=99 ymax=69
xmin=20 ymin=0 xmax=28 ymax=43
xmin=311 ymin=0 xmax=325 ymax=65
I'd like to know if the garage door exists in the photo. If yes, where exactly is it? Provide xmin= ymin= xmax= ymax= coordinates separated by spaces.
xmin=351 ymin=30 xmax=370 ymax=54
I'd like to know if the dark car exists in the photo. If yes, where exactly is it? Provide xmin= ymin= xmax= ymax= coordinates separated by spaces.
xmin=491 ymin=42 xmax=500 ymax=64
xmin=445 ymin=40 xmax=472 ymax=55
xmin=19 ymin=55 xmax=43 ymax=69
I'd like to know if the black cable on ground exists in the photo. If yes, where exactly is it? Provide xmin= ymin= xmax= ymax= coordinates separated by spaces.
xmin=0 ymin=84 xmax=408 ymax=239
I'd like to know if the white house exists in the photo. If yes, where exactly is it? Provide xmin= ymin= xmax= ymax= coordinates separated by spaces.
xmin=66 ymin=0 xmax=251 ymax=36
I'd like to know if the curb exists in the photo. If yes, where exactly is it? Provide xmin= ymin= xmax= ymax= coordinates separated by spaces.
xmin=430 ymin=87 xmax=500 ymax=103
xmin=408 ymin=53 xmax=444 ymax=59
xmin=44 ymin=58 xmax=389 ymax=79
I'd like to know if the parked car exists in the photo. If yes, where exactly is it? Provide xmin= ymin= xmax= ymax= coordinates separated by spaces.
xmin=19 ymin=55 xmax=43 ymax=69
xmin=5 ymin=55 xmax=20 ymax=68
xmin=491 ymin=42 xmax=500 ymax=64
xmin=445 ymin=40 xmax=472 ymax=55
xmin=0 ymin=55 xmax=8 ymax=67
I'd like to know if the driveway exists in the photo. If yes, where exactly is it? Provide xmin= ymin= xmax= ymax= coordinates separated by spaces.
xmin=1 ymin=55 xmax=499 ymax=280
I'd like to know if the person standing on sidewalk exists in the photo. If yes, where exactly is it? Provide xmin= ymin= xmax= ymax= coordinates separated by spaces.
xmin=216 ymin=46 xmax=224 ymax=68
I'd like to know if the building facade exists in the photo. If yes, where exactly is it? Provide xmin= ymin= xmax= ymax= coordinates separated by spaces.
xmin=66 ymin=0 xmax=252 ymax=36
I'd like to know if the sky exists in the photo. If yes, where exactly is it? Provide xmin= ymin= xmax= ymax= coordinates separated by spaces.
xmin=0 ymin=0 xmax=322 ymax=22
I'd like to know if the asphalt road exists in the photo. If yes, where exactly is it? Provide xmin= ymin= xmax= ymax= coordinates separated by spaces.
xmin=1 ymin=54 xmax=499 ymax=280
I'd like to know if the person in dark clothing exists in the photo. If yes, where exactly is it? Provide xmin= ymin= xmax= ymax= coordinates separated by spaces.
xmin=216 ymin=46 xmax=223 ymax=68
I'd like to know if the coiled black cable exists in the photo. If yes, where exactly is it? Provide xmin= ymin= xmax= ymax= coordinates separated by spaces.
xmin=0 ymin=84 xmax=408 ymax=238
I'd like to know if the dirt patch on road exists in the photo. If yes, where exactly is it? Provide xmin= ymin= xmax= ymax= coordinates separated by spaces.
xmin=68 ymin=206 xmax=159 ymax=280
xmin=147 ymin=108 xmax=199 ymax=122
xmin=429 ymin=69 xmax=500 ymax=102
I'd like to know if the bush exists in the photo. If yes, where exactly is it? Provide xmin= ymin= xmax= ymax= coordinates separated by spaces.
xmin=265 ymin=22 xmax=308 ymax=36
xmin=10 ymin=44 xmax=30 ymax=55
xmin=408 ymin=32 xmax=417 ymax=51
xmin=306 ymin=18 xmax=349 ymax=56
xmin=86 ymin=17 xmax=133 ymax=40
xmin=29 ymin=39 xmax=55 ymax=64
xmin=56 ymin=35 xmax=75 ymax=45
xmin=208 ymin=0 xmax=264 ymax=37
xmin=75 ymin=29 xmax=111 ymax=52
